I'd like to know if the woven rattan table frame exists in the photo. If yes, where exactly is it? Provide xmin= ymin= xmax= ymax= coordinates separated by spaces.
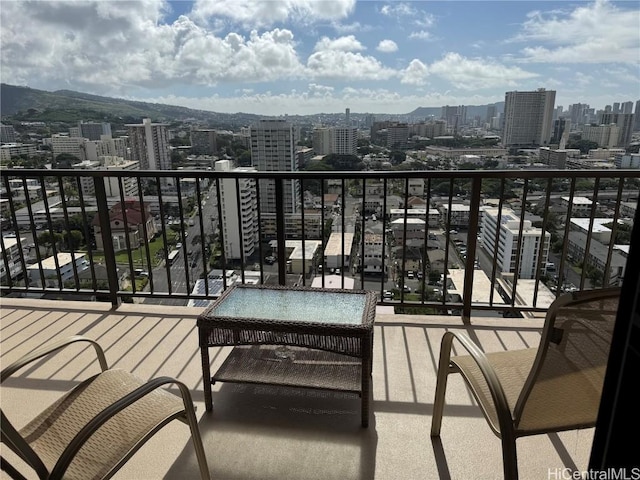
xmin=197 ymin=284 xmax=377 ymax=427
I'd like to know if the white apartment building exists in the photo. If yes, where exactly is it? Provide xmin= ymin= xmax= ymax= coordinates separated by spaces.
xmin=332 ymin=127 xmax=358 ymax=155
xmin=51 ymin=135 xmax=86 ymax=161
xmin=0 ymin=143 xmax=38 ymax=162
xmin=0 ymin=237 xmax=25 ymax=283
xmin=581 ymin=124 xmax=620 ymax=148
xmin=250 ymin=120 xmax=299 ymax=231
xmin=126 ymin=118 xmax=171 ymax=171
xmin=312 ymin=128 xmax=332 ymax=155
xmin=480 ymin=207 xmax=550 ymax=279
xmin=324 ymin=232 xmax=354 ymax=270
xmin=216 ymin=160 xmax=259 ymax=261
xmin=27 ymin=252 xmax=89 ymax=288
xmin=439 ymin=204 xmax=471 ymax=229
xmin=361 ymin=232 xmax=386 ymax=275
xmin=312 ymin=127 xmax=358 ymax=156
xmin=615 ymin=153 xmax=640 ymax=169
xmin=502 ymin=88 xmax=556 ymax=148
xmin=84 ymin=135 xmax=128 ymax=161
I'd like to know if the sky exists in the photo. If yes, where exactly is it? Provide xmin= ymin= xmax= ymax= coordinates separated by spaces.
xmin=1 ymin=0 xmax=639 ymax=116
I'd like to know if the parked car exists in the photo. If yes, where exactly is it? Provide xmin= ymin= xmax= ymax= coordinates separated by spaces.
xmin=382 ymin=290 xmax=394 ymax=300
xmin=265 ymin=255 xmax=276 ymax=264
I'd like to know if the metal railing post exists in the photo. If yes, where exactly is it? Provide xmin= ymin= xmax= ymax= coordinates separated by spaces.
xmin=462 ymin=178 xmax=482 ymax=321
xmin=93 ymin=178 xmax=120 ymax=306
xmin=275 ymin=178 xmax=286 ymax=286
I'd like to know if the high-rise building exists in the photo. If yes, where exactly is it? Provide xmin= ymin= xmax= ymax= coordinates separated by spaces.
xmin=215 ymin=160 xmax=259 ymax=261
xmin=613 ymin=102 xmax=620 ymax=114
xmin=581 ymin=124 xmax=620 ymax=148
xmin=552 ymin=118 xmax=570 ymax=144
xmin=502 ymin=88 xmax=556 ymax=149
xmin=598 ymin=112 xmax=635 ymax=147
xmin=635 ymin=100 xmax=640 ymax=132
xmin=568 ymin=103 xmax=590 ymax=125
xmin=387 ymin=123 xmax=409 ymax=150
xmin=312 ymin=127 xmax=332 ymax=155
xmin=84 ymin=135 xmax=128 ymax=162
xmin=480 ymin=207 xmax=550 ymax=279
xmin=0 ymin=124 xmax=18 ymax=144
xmin=126 ymin=118 xmax=171 ymax=170
xmin=51 ymin=134 xmax=86 ymax=162
xmin=486 ymin=105 xmax=497 ymax=123
xmin=78 ymin=121 xmax=112 ymax=141
xmin=621 ymin=101 xmax=634 ymax=114
xmin=250 ymin=119 xmax=299 ymax=215
xmin=191 ymin=128 xmax=217 ymax=155
xmin=441 ymin=105 xmax=467 ymax=130
xmin=332 ymin=127 xmax=358 ymax=155
xmin=345 ymin=108 xmax=350 ymax=126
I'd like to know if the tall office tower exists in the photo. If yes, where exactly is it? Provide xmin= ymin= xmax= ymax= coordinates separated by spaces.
xmin=345 ymin=108 xmax=350 ymax=126
xmin=599 ymin=112 xmax=635 ymax=147
xmin=568 ymin=103 xmax=590 ymax=125
xmin=250 ymin=119 xmax=299 ymax=214
xmin=613 ymin=102 xmax=620 ymax=113
xmin=387 ymin=123 xmax=409 ymax=149
xmin=312 ymin=127 xmax=332 ymax=155
xmin=126 ymin=118 xmax=171 ymax=170
xmin=486 ymin=105 xmax=497 ymax=123
xmin=604 ymin=105 xmax=612 ymax=113
xmin=621 ymin=101 xmax=634 ymax=114
xmin=502 ymin=88 xmax=556 ymax=149
xmin=78 ymin=122 xmax=112 ymax=141
xmin=441 ymin=105 xmax=467 ymax=129
xmin=552 ymin=118 xmax=571 ymax=144
xmin=553 ymin=106 xmax=563 ymax=121
xmin=332 ymin=127 xmax=358 ymax=155
xmin=191 ymin=128 xmax=218 ymax=155
xmin=635 ymin=100 xmax=640 ymax=131
xmin=215 ymin=160 xmax=259 ymax=261
xmin=480 ymin=207 xmax=550 ymax=280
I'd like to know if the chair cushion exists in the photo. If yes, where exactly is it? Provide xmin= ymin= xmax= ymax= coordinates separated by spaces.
xmin=451 ymin=348 xmax=537 ymax=435
xmin=20 ymin=369 xmax=184 ymax=480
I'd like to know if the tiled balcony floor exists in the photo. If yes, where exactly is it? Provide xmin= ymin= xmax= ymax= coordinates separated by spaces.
xmin=1 ymin=298 xmax=595 ymax=480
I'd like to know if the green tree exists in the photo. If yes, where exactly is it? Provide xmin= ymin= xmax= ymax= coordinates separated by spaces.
xmin=53 ymin=153 xmax=81 ymax=168
xmin=37 ymin=231 xmax=63 ymax=255
xmin=63 ymin=230 xmax=83 ymax=250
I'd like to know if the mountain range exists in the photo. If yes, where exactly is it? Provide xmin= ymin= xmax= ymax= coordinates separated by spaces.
xmin=1 ymin=83 xmax=503 ymax=128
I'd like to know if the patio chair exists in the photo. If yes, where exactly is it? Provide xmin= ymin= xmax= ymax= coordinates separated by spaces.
xmin=1 ymin=335 xmax=210 ymax=480
xmin=430 ymin=287 xmax=621 ymax=480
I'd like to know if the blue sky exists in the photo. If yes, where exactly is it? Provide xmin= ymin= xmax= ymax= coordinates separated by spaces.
xmin=1 ymin=0 xmax=639 ymax=115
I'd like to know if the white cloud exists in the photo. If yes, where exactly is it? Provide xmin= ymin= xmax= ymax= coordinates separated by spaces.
xmin=409 ymin=30 xmax=432 ymax=41
xmin=401 ymin=59 xmax=429 ymax=86
xmin=314 ymin=35 xmax=365 ymax=52
xmin=429 ymin=53 xmax=539 ymax=90
xmin=306 ymin=50 xmax=396 ymax=81
xmin=192 ymin=0 xmax=356 ymax=28
xmin=514 ymin=0 xmax=640 ymax=63
xmin=376 ymin=40 xmax=398 ymax=53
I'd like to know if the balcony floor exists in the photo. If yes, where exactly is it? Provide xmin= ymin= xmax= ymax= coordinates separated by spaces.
xmin=1 ymin=298 xmax=595 ymax=480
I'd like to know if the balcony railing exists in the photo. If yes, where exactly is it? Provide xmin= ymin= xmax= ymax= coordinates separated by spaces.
xmin=1 ymin=167 xmax=638 ymax=319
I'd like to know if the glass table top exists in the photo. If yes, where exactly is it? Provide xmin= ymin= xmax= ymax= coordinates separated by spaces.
xmin=209 ymin=287 xmax=369 ymax=325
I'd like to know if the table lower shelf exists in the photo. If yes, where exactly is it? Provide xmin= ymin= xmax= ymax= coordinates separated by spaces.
xmin=212 ymin=345 xmax=363 ymax=394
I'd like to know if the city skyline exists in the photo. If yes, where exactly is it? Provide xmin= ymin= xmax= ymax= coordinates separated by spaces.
xmin=1 ymin=0 xmax=639 ymax=116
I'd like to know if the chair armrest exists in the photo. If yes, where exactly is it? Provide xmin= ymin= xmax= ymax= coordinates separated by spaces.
xmin=1 ymin=335 xmax=109 ymax=384
xmin=52 ymin=376 xmax=196 ymax=479
xmin=439 ymin=331 xmax=513 ymax=435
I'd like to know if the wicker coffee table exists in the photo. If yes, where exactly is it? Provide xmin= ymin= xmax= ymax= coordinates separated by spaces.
xmin=197 ymin=284 xmax=377 ymax=427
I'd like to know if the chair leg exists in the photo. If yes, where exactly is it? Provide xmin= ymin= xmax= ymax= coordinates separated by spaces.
xmin=175 ymin=383 xmax=211 ymax=480
xmin=431 ymin=333 xmax=455 ymax=437
xmin=501 ymin=433 xmax=518 ymax=480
